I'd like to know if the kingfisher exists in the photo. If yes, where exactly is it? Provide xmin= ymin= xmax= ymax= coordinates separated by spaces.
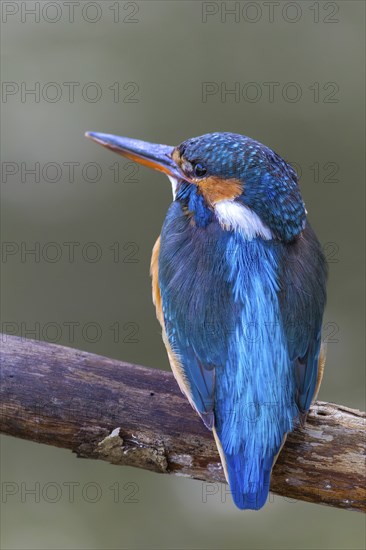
xmin=85 ymin=131 xmax=327 ymax=510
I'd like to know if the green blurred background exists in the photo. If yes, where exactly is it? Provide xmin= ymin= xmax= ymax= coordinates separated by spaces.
xmin=1 ymin=1 xmax=365 ymax=548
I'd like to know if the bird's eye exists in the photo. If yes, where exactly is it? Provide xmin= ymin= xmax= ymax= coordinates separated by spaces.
xmin=193 ymin=163 xmax=207 ymax=178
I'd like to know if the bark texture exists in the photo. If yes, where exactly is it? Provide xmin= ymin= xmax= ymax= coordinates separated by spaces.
xmin=0 ymin=335 xmax=364 ymax=512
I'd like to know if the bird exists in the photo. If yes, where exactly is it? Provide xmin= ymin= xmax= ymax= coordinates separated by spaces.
xmin=85 ymin=130 xmax=327 ymax=510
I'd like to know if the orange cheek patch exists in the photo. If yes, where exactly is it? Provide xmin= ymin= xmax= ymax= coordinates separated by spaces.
xmin=197 ymin=176 xmax=243 ymax=205
xmin=170 ymin=150 xmax=243 ymax=204
xmin=172 ymin=148 xmax=182 ymax=166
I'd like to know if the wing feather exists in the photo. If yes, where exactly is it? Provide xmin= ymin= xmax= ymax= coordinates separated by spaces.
xmin=278 ymin=223 xmax=328 ymax=414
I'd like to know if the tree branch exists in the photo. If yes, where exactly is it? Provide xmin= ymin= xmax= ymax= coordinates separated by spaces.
xmin=0 ymin=335 xmax=364 ymax=512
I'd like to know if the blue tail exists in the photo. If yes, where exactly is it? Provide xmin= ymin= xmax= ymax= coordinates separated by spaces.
xmin=225 ymin=453 xmax=274 ymax=510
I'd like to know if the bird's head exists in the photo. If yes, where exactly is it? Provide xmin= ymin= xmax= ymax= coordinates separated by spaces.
xmin=85 ymin=131 xmax=306 ymax=242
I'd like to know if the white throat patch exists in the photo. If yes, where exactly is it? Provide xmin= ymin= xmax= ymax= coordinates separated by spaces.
xmin=168 ymin=176 xmax=178 ymax=199
xmin=215 ymin=200 xmax=272 ymax=240
xmin=167 ymin=177 xmax=272 ymax=241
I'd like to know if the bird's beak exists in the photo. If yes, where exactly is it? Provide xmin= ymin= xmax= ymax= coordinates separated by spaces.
xmin=85 ymin=132 xmax=183 ymax=179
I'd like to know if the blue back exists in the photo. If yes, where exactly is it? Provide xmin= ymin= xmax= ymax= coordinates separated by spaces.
xmin=159 ymin=189 xmax=327 ymax=509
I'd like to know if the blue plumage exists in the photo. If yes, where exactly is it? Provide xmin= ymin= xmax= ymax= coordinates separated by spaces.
xmin=177 ymin=132 xmax=307 ymax=241
xmin=86 ymin=130 xmax=328 ymax=510
xmin=159 ymin=194 xmax=304 ymax=509
xmin=159 ymin=136 xmax=327 ymax=509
